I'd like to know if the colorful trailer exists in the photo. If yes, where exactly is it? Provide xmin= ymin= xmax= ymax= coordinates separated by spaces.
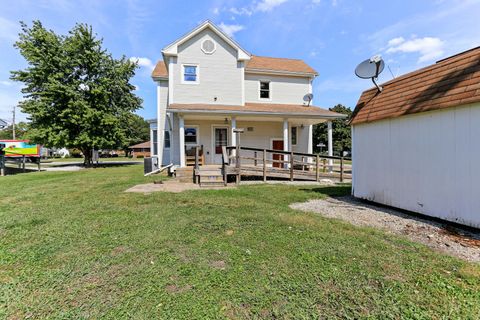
xmin=0 ymin=140 xmax=41 ymax=158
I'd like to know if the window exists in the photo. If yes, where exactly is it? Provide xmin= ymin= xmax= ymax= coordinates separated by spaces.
xmin=260 ymin=81 xmax=270 ymax=99
xmin=152 ymin=129 xmax=158 ymax=155
xmin=184 ymin=127 xmax=198 ymax=145
xmin=201 ymin=39 xmax=216 ymax=54
xmin=164 ymin=131 xmax=170 ymax=149
xmin=291 ymin=127 xmax=297 ymax=146
xmin=183 ymin=65 xmax=198 ymax=83
xmin=152 ymin=130 xmax=170 ymax=153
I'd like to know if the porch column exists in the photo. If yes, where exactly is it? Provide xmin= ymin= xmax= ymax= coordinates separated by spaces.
xmin=307 ymin=125 xmax=313 ymax=154
xmin=179 ymin=116 xmax=186 ymax=167
xmin=231 ymin=116 xmax=237 ymax=146
xmin=283 ymin=119 xmax=289 ymax=168
xmin=156 ymin=83 xmax=166 ymax=167
xmin=327 ymin=120 xmax=333 ymax=172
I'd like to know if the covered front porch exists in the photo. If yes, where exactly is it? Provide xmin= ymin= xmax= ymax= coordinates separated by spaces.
xmin=172 ymin=113 xmax=335 ymax=168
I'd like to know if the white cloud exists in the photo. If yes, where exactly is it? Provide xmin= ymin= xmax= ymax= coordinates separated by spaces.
xmin=213 ymin=7 xmax=219 ymax=15
xmin=229 ymin=7 xmax=253 ymax=16
xmin=219 ymin=23 xmax=245 ymax=37
xmin=312 ymin=0 xmax=321 ymax=4
xmin=0 ymin=81 xmax=14 ymax=86
xmin=386 ymin=37 xmax=445 ymax=63
xmin=229 ymin=0 xmax=288 ymax=16
xmin=256 ymin=0 xmax=288 ymax=12
xmin=0 ymin=17 xmax=19 ymax=42
xmin=129 ymin=57 xmax=155 ymax=70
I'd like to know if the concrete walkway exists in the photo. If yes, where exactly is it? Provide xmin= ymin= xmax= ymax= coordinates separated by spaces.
xmin=126 ymin=180 xmax=234 ymax=193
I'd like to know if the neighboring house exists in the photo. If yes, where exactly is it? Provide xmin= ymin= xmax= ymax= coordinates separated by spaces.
xmin=149 ymin=20 xmax=344 ymax=169
xmin=0 ymin=119 xmax=7 ymax=129
xmin=129 ymin=141 xmax=151 ymax=158
xmin=350 ymin=46 xmax=480 ymax=228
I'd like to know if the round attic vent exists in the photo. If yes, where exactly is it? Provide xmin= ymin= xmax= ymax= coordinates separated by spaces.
xmin=201 ymin=39 xmax=216 ymax=54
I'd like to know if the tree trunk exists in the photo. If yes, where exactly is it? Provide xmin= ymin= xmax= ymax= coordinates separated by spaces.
xmin=82 ymin=148 xmax=92 ymax=167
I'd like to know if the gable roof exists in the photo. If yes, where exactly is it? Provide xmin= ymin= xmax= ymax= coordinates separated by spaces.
xmin=351 ymin=46 xmax=480 ymax=125
xmin=162 ymin=20 xmax=250 ymax=61
xmin=129 ymin=141 xmax=150 ymax=149
xmin=246 ymin=55 xmax=318 ymax=76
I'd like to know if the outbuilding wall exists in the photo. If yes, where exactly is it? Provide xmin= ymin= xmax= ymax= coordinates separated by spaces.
xmin=352 ymin=103 xmax=480 ymax=228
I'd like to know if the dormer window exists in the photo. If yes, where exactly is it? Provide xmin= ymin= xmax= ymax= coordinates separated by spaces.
xmin=259 ymin=81 xmax=270 ymax=99
xmin=182 ymin=64 xmax=199 ymax=83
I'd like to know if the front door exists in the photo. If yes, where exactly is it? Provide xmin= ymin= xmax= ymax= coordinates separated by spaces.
xmin=272 ymin=140 xmax=284 ymax=168
xmin=213 ymin=127 xmax=228 ymax=164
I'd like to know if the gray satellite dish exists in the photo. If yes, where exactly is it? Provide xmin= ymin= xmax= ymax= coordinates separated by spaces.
xmin=355 ymin=55 xmax=384 ymax=92
xmin=303 ymin=93 xmax=314 ymax=106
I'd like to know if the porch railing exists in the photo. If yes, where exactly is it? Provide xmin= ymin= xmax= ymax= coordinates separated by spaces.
xmin=222 ymin=145 xmax=351 ymax=184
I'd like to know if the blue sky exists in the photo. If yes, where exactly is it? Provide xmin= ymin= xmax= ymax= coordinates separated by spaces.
xmin=0 ymin=0 xmax=479 ymax=122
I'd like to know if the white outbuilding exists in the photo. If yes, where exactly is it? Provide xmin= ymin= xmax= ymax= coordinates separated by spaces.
xmin=351 ymin=47 xmax=480 ymax=228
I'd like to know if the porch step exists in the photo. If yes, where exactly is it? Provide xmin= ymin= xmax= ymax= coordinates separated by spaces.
xmin=197 ymin=170 xmax=223 ymax=176
xmin=199 ymin=180 xmax=226 ymax=187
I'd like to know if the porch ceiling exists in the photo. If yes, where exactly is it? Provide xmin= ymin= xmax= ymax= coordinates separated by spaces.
xmin=180 ymin=113 xmax=327 ymax=125
xmin=169 ymin=102 xmax=345 ymax=125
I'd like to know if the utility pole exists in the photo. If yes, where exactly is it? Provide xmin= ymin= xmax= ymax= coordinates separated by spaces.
xmin=12 ymin=106 xmax=16 ymax=140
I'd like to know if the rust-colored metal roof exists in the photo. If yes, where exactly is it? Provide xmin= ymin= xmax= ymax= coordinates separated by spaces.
xmin=168 ymin=103 xmax=343 ymax=118
xmin=129 ymin=141 xmax=150 ymax=149
xmin=351 ymin=46 xmax=480 ymax=125
xmin=245 ymin=55 xmax=318 ymax=75
xmin=151 ymin=55 xmax=318 ymax=79
xmin=151 ymin=61 xmax=168 ymax=79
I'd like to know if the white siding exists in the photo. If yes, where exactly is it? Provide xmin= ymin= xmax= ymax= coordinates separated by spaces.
xmin=245 ymin=74 xmax=310 ymax=105
xmin=172 ymin=29 xmax=243 ymax=105
xmin=352 ymin=103 xmax=480 ymax=228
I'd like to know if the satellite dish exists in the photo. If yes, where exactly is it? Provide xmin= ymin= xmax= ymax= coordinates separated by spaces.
xmin=303 ymin=93 xmax=314 ymax=106
xmin=355 ymin=55 xmax=385 ymax=92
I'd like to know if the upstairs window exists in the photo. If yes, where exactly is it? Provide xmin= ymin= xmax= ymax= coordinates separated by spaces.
xmin=183 ymin=65 xmax=198 ymax=83
xmin=260 ymin=81 xmax=270 ymax=99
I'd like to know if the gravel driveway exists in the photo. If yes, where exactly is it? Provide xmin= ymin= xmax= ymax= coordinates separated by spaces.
xmin=290 ymin=196 xmax=480 ymax=262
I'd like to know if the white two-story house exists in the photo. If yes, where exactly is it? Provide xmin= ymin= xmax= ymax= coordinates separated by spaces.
xmin=149 ymin=20 xmax=343 ymax=169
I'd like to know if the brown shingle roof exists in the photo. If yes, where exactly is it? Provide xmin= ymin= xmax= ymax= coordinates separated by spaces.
xmin=246 ymin=55 xmax=318 ymax=75
xmin=152 ymin=61 xmax=168 ymax=78
xmin=151 ymin=55 xmax=318 ymax=79
xmin=168 ymin=103 xmax=343 ymax=118
xmin=351 ymin=46 xmax=480 ymax=125
xmin=129 ymin=141 xmax=150 ymax=149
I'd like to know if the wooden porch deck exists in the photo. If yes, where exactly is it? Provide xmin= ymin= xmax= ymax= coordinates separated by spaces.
xmin=187 ymin=145 xmax=351 ymax=185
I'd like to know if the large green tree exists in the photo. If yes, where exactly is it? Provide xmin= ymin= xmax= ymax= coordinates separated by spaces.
xmin=11 ymin=21 xmax=142 ymax=164
xmin=313 ymin=104 xmax=352 ymax=156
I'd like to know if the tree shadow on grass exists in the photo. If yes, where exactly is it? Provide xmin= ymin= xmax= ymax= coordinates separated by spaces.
xmin=300 ymin=184 xmax=351 ymax=197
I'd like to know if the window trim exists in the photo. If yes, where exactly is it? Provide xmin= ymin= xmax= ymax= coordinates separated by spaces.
xmin=291 ymin=126 xmax=298 ymax=146
xmin=181 ymin=64 xmax=199 ymax=84
xmin=258 ymin=80 xmax=271 ymax=101
xmin=184 ymin=125 xmax=199 ymax=145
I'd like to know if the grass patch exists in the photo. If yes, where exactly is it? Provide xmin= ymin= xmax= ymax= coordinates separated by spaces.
xmin=0 ymin=165 xmax=479 ymax=318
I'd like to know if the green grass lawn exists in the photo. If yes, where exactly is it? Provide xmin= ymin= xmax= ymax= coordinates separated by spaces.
xmin=0 ymin=165 xmax=479 ymax=319
xmin=44 ymin=156 xmax=140 ymax=163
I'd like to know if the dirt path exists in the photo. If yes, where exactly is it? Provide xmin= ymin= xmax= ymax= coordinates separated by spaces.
xmin=290 ymin=196 xmax=480 ymax=263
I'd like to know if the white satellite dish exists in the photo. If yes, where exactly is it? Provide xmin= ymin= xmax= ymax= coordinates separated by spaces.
xmin=355 ymin=55 xmax=385 ymax=92
xmin=303 ymin=93 xmax=314 ymax=106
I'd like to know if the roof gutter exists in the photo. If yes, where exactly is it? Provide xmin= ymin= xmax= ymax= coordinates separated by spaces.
xmin=245 ymin=68 xmax=318 ymax=77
